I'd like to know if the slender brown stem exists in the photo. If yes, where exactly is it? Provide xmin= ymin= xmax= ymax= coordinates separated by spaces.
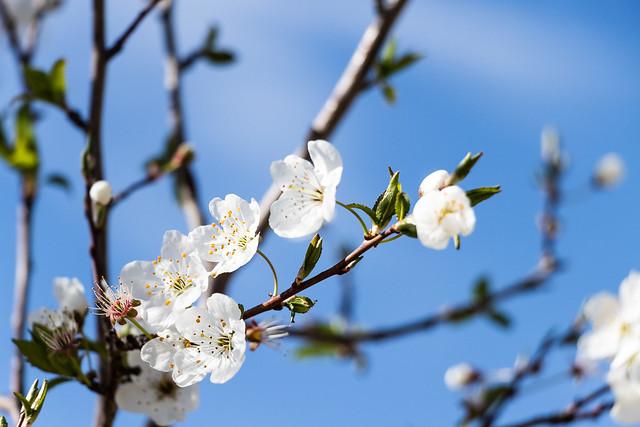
xmin=110 ymin=173 xmax=158 ymax=207
xmin=289 ymin=267 xmax=554 ymax=344
xmin=242 ymin=227 xmax=398 ymax=320
xmin=159 ymin=1 xmax=206 ymax=231
xmin=105 ymin=0 xmax=161 ymax=60
xmin=211 ymin=0 xmax=410 ymax=295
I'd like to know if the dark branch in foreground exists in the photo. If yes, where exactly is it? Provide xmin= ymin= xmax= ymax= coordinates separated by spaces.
xmin=211 ymin=0 xmax=410 ymax=295
xmin=105 ymin=0 xmax=161 ymax=60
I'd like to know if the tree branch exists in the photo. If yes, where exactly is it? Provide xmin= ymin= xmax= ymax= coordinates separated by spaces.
xmin=211 ymin=0 xmax=409 ymax=295
xmin=105 ymin=0 xmax=161 ymax=60
xmin=0 ymin=394 xmax=19 ymax=424
xmin=288 ymin=266 xmax=555 ymax=344
xmin=242 ymin=227 xmax=399 ymax=320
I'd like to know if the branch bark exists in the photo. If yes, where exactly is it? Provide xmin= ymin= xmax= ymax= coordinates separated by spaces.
xmin=211 ymin=0 xmax=409 ymax=295
xmin=106 ymin=0 xmax=161 ymax=60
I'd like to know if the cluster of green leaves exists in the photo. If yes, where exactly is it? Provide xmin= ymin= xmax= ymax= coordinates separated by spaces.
xmin=14 ymin=379 xmax=50 ymax=426
xmin=198 ymin=27 xmax=235 ymax=66
xmin=373 ymin=39 xmax=423 ymax=104
xmin=23 ymin=60 xmax=67 ymax=108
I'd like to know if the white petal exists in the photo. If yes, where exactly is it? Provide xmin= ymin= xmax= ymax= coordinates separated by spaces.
xmin=115 ymin=382 xmax=154 ymax=414
xmin=53 ymin=277 xmax=88 ymax=314
xmin=321 ymin=184 xmax=337 ymax=222
xmin=577 ymin=324 xmax=621 ymax=362
xmin=583 ymin=292 xmax=619 ymax=327
xmin=120 ymin=260 xmax=159 ymax=301
xmin=269 ymin=192 xmax=324 ymax=238
xmin=160 ymin=230 xmax=193 ymax=260
xmin=620 ymin=271 xmax=640 ymax=323
xmin=172 ymin=349 xmax=210 ymax=387
xmin=174 ymin=307 xmax=211 ymax=337
xmin=141 ymin=331 xmax=180 ymax=372
xmin=206 ymin=293 xmax=242 ymax=321
xmin=209 ymin=351 xmax=245 ymax=384
xmin=418 ymin=170 xmax=449 ymax=196
xmin=308 ymin=140 xmax=343 ymax=188
xmin=270 ymin=155 xmax=320 ymax=191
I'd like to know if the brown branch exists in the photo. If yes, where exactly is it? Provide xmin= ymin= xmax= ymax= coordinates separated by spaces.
xmin=288 ymin=267 xmax=554 ymax=344
xmin=211 ymin=0 xmax=409 ymax=295
xmin=159 ymin=1 xmax=207 ymax=231
xmin=242 ymin=227 xmax=398 ymax=320
xmin=501 ymin=386 xmax=612 ymax=427
xmin=109 ymin=173 xmax=158 ymax=207
xmin=105 ymin=0 xmax=161 ymax=60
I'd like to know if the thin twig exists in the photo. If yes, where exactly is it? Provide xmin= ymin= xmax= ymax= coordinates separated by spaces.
xmin=211 ymin=0 xmax=410 ymax=295
xmin=242 ymin=226 xmax=399 ymax=320
xmin=105 ymin=0 xmax=161 ymax=60
xmin=110 ymin=173 xmax=158 ymax=207
xmin=0 ymin=0 xmax=24 ymax=64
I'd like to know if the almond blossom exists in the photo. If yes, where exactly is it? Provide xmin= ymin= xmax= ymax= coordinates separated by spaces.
xmin=412 ymin=183 xmax=476 ymax=250
xmin=53 ymin=276 xmax=89 ymax=316
xmin=189 ymin=194 xmax=261 ymax=277
xmin=141 ymin=293 xmax=246 ymax=387
xmin=269 ymin=140 xmax=343 ymax=238
xmin=28 ymin=308 xmax=78 ymax=353
xmin=116 ymin=351 xmax=199 ymax=426
xmin=577 ymin=271 xmax=640 ymax=363
xmin=120 ymin=230 xmax=209 ymax=330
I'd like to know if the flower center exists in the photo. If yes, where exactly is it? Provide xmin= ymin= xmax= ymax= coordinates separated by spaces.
xmin=216 ymin=332 xmax=234 ymax=354
xmin=437 ymin=200 xmax=464 ymax=224
xmin=163 ymin=272 xmax=193 ymax=297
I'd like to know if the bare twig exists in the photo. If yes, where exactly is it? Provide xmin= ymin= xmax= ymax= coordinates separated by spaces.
xmin=178 ymin=47 xmax=207 ymax=71
xmin=501 ymin=386 xmax=612 ymax=427
xmin=105 ymin=0 xmax=161 ymax=60
xmin=242 ymin=227 xmax=399 ymax=320
xmin=0 ymin=0 xmax=24 ymax=64
xmin=211 ymin=0 xmax=409 ymax=295
xmin=110 ymin=173 xmax=158 ymax=207
xmin=159 ymin=1 xmax=207 ymax=231
xmin=289 ymin=267 xmax=554 ymax=344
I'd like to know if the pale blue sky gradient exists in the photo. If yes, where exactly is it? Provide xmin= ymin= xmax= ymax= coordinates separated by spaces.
xmin=1 ymin=1 xmax=639 ymax=425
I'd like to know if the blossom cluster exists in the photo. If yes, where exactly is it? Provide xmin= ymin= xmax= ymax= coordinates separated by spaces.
xmin=578 ymin=271 xmax=640 ymax=424
xmin=28 ymin=140 xmax=484 ymax=425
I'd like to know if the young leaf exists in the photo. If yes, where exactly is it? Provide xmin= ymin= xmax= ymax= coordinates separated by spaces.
xmin=447 ymin=152 xmax=483 ymax=186
xmin=347 ymin=203 xmax=378 ymax=223
xmin=396 ymin=220 xmax=417 ymax=238
xmin=24 ymin=59 xmax=67 ymax=106
xmin=10 ymin=105 xmax=39 ymax=173
xmin=395 ymin=191 xmax=410 ymax=221
xmin=297 ymin=234 xmax=323 ymax=282
xmin=46 ymin=173 xmax=72 ymax=193
xmin=466 ymin=186 xmax=501 ymax=207
xmin=487 ymin=309 xmax=512 ymax=329
xmin=381 ymin=83 xmax=396 ymax=104
xmin=374 ymin=171 xmax=400 ymax=228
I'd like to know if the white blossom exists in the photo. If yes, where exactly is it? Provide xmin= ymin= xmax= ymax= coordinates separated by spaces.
xmin=189 ymin=194 xmax=260 ymax=277
xmin=412 ymin=185 xmax=476 ymax=250
xmin=141 ymin=293 xmax=246 ymax=387
xmin=120 ymin=230 xmax=209 ymax=330
xmin=577 ymin=271 xmax=640 ymax=363
xmin=94 ymin=278 xmax=137 ymax=326
xmin=418 ymin=170 xmax=449 ymax=197
xmin=607 ymin=351 xmax=640 ymax=424
xmin=116 ymin=351 xmax=199 ymax=426
xmin=444 ymin=363 xmax=476 ymax=390
xmin=540 ymin=126 xmax=561 ymax=165
xmin=28 ymin=308 xmax=78 ymax=352
xmin=594 ymin=153 xmax=625 ymax=188
xmin=53 ymin=277 xmax=88 ymax=315
xmin=89 ymin=180 xmax=112 ymax=205
xmin=269 ymin=140 xmax=343 ymax=238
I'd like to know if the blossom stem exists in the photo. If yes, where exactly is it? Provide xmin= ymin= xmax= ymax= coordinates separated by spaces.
xmin=127 ymin=318 xmax=154 ymax=341
xmin=336 ymin=201 xmax=369 ymax=235
xmin=378 ymin=234 xmax=402 ymax=245
xmin=70 ymin=357 xmax=91 ymax=387
xmin=257 ymin=249 xmax=279 ymax=296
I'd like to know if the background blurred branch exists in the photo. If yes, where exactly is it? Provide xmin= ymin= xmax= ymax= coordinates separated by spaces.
xmin=211 ymin=0 xmax=410 ymax=295
xmin=106 ymin=0 xmax=161 ymax=60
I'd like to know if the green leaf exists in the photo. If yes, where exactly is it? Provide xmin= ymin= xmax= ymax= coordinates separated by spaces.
xmin=472 ymin=277 xmax=490 ymax=302
xmin=24 ymin=59 xmax=67 ymax=106
xmin=46 ymin=376 xmax=72 ymax=390
xmin=466 ymin=186 xmax=501 ymax=207
xmin=447 ymin=152 xmax=483 ymax=186
xmin=381 ymin=83 xmax=396 ymax=104
xmin=297 ymin=234 xmax=323 ymax=282
xmin=374 ymin=171 xmax=400 ymax=228
xmin=395 ymin=191 xmax=410 ymax=221
xmin=0 ymin=415 xmax=8 ymax=427
xmin=14 ymin=391 xmax=33 ymax=416
xmin=46 ymin=173 xmax=72 ymax=193
xmin=390 ymin=52 xmax=423 ymax=75
xmin=7 ymin=105 xmax=39 ymax=172
xmin=346 ymin=203 xmax=378 ymax=223
xmin=204 ymin=50 xmax=235 ymax=64
xmin=396 ymin=220 xmax=417 ymax=238
xmin=295 ymin=342 xmax=340 ymax=360
xmin=13 ymin=338 xmax=57 ymax=374
xmin=487 ymin=309 xmax=512 ymax=329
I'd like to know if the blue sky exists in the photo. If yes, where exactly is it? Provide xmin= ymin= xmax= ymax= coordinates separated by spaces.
xmin=1 ymin=0 xmax=639 ymax=425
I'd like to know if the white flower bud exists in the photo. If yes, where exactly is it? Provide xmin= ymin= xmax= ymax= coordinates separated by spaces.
xmin=594 ymin=153 xmax=625 ymax=188
xmin=541 ymin=126 xmax=561 ymax=164
xmin=89 ymin=180 xmax=112 ymax=205
xmin=444 ymin=363 xmax=476 ymax=390
xmin=418 ymin=170 xmax=450 ymax=197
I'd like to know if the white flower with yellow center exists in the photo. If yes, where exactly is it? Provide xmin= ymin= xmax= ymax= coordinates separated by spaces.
xmin=140 ymin=293 xmax=246 ymax=387
xmin=269 ymin=140 xmax=343 ymax=238
xmin=28 ymin=308 xmax=78 ymax=353
xmin=116 ymin=351 xmax=199 ymax=426
xmin=189 ymin=194 xmax=260 ymax=277
xmin=120 ymin=230 xmax=209 ymax=331
xmin=412 ymin=185 xmax=476 ymax=250
xmin=607 ymin=350 xmax=640 ymax=424
xmin=577 ymin=271 xmax=640 ymax=363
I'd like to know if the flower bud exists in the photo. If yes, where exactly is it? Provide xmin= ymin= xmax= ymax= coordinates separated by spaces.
xmin=89 ymin=180 xmax=112 ymax=205
xmin=541 ymin=126 xmax=561 ymax=165
xmin=594 ymin=153 xmax=625 ymax=188
xmin=283 ymin=295 xmax=316 ymax=323
xmin=444 ymin=363 xmax=478 ymax=390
